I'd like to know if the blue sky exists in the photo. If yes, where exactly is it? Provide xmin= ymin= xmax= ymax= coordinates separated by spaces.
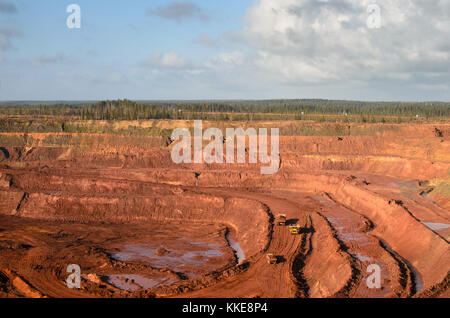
xmin=0 ymin=0 xmax=449 ymax=101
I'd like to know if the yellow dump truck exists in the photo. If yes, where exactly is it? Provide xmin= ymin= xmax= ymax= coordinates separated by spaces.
xmin=276 ymin=214 xmax=287 ymax=226
xmin=266 ymin=253 xmax=277 ymax=265
xmin=289 ymin=225 xmax=301 ymax=235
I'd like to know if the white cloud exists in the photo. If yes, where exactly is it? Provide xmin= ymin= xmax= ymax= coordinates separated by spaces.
xmin=240 ymin=0 xmax=450 ymax=86
xmin=193 ymin=34 xmax=218 ymax=48
xmin=201 ymin=51 xmax=246 ymax=69
xmin=216 ymin=51 xmax=245 ymax=66
xmin=147 ymin=51 xmax=188 ymax=69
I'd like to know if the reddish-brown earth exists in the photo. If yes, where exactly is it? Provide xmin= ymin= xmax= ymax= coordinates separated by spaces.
xmin=0 ymin=123 xmax=449 ymax=298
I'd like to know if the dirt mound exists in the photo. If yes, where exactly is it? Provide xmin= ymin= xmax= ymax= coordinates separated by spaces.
xmin=303 ymin=213 xmax=354 ymax=298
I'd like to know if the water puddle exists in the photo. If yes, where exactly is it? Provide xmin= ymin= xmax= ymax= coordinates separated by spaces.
xmin=226 ymin=232 xmax=245 ymax=265
xmin=421 ymin=222 xmax=450 ymax=231
xmin=394 ymin=180 xmax=418 ymax=191
xmin=325 ymin=215 xmax=370 ymax=245
xmin=111 ymin=242 xmax=225 ymax=279
xmin=107 ymin=274 xmax=174 ymax=291
xmin=420 ymin=193 xmax=442 ymax=208
xmin=352 ymin=253 xmax=372 ymax=262
xmin=327 ymin=215 xmax=373 ymax=263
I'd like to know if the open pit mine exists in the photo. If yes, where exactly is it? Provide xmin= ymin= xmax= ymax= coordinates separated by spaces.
xmin=0 ymin=123 xmax=449 ymax=298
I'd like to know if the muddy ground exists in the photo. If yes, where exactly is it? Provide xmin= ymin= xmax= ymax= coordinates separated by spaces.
xmin=0 ymin=123 xmax=449 ymax=298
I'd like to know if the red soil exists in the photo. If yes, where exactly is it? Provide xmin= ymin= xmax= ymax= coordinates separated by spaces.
xmin=0 ymin=125 xmax=449 ymax=298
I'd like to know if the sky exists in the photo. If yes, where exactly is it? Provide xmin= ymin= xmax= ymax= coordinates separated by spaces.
xmin=0 ymin=0 xmax=449 ymax=101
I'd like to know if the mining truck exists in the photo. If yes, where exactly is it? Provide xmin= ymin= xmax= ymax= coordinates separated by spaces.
xmin=276 ymin=214 xmax=287 ymax=226
xmin=266 ymin=253 xmax=277 ymax=265
xmin=289 ymin=225 xmax=301 ymax=235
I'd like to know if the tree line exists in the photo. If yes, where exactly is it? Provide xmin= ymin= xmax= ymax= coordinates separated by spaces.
xmin=0 ymin=99 xmax=449 ymax=120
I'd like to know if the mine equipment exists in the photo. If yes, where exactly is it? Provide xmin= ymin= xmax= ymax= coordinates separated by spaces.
xmin=289 ymin=225 xmax=301 ymax=235
xmin=276 ymin=214 xmax=287 ymax=226
xmin=266 ymin=253 xmax=277 ymax=265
